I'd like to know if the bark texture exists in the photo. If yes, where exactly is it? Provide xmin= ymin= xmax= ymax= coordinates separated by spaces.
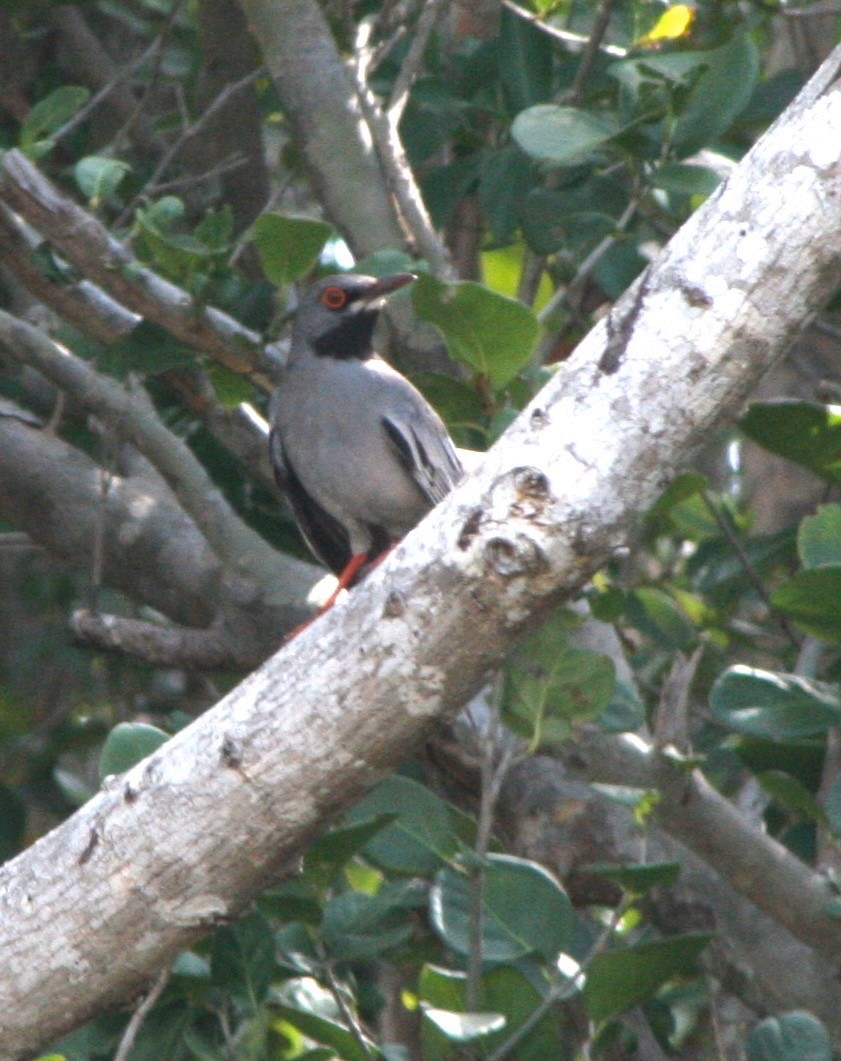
xmin=2 ymin=45 xmax=841 ymax=1060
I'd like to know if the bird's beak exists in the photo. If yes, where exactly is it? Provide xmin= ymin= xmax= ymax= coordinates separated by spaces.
xmin=362 ymin=273 xmax=417 ymax=302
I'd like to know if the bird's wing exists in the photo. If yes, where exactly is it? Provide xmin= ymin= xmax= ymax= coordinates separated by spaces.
xmin=269 ymin=428 xmax=353 ymax=576
xmin=381 ymin=407 xmax=464 ymax=507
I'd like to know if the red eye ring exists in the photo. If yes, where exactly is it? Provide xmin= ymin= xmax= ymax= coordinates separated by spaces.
xmin=321 ymin=286 xmax=349 ymax=310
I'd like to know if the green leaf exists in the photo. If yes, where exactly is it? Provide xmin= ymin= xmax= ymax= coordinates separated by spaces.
xmin=419 ymin=963 xmax=564 ymax=1061
xmin=251 ymin=214 xmax=333 ymax=288
xmin=74 ymin=156 xmax=131 ymax=208
xmin=345 ymin=774 xmax=461 ymax=875
xmin=512 ymin=105 xmax=616 ymax=166
xmin=498 ymin=6 xmax=553 ymax=113
xmin=421 ymin=156 xmax=481 ymax=230
xmin=583 ymin=934 xmax=711 ymax=1021
xmin=205 ymin=363 xmax=254 ymax=407
xmin=710 ymin=666 xmax=841 ymax=741
xmin=741 ymin=400 xmax=841 ymax=485
xmin=321 ymin=891 xmax=415 ymax=961
xmin=596 ymin=676 xmax=646 ymax=734
xmin=772 ymin=567 xmax=841 ymax=643
xmin=626 ymin=587 xmax=695 ymax=650
xmin=275 ymin=1004 xmax=384 ymax=1061
xmin=651 ymin=163 xmax=722 ymax=198
xmin=422 ymin=1007 xmax=506 ymax=1042
xmin=587 ymin=861 xmax=681 ymax=894
xmin=133 ymin=200 xmax=230 ymax=285
xmin=798 ymin=504 xmax=841 ymax=568
xmin=823 ymin=773 xmax=841 ymax=838
xmin=412 ymin=274 xmax=538 ymax=390
xmin=673 ymin=33 xmax=760 ymax=156
xmin=304 ymin=814 xmax=396 ymax=886
xmin=411 ymin=373 xmax=486 ymax=438
xmin=504 ymin=614 xmax=616 ymax=745
xmin=98 ymin=722 xmax=169 ymax=779
xmin=211 ymin=910 xmax=276 ymax=1011
xmin=745 ymin=1011 xmax=831 ymax=1061
xmin=479 ymin=147 xmax=536 ymax=246
xmin=101 ymin=320 xmax=198 ymax=378
xmin=430 ymin=853 xmax=573 ymax=962
xmin=755 ymin=771 xmax=826 ymax=823
xmin=354 ymin=248 xmax=420 ymax=280
xmin=20 ymin=86 xmax=91 ymax=156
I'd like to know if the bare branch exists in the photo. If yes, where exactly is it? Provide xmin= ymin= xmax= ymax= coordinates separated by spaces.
xmin=237 ymin=0 xmax=407 ymax=258
xmin=0 ymin=202 xmax=273 ymax=486
xmin=387 ymin=0 xmax=450 ymax=123
xmin=352 ymin=19 xmax=451 ymax=275
xmin=0 ymin=150 xmax=271 ymax=385
xmin=564 ymin=0 xmax=619 ymax=106
xmin=0 ymin=202 xmax=138 ymax=344
xmin=0 ymin=309 xmax=279 ymax=582
xmin=0 ymin=397 xmax=215 ymax=627
xmin=501 ymin=0 xmax=627 ymax=56
xmin=50 ymin=36 xmax=164 ymax=147
xmin=113 ymin=968 xmax=170 ymax=1061
xmin=115 ymin=66 xmax=266 ymax=227
xmin=71 ymin=610 xmax=263 ymax=669
xmin=48 ymin=4 xmax=165 ymax=158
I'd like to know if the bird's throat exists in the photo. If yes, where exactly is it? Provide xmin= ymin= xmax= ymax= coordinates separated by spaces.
xmin=312 ymin=309 xmax=378 ymax=360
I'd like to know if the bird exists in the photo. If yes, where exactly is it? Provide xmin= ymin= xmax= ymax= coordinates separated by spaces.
xmin=269 ymin=272 xmax=464 ymax=621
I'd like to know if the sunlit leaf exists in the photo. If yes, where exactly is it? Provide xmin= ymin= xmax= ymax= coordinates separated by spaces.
xmin=251 ymin=214 xmax=333 ymax=288
xmin=98 ymin=722 xmax=169 ymax=779
xmin=412 ymin=273 xmax=538 ymax=389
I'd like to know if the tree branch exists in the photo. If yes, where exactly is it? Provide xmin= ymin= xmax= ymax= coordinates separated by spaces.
xmin=3 ymin=44 xmax=841 ymax=1057
xmin=0 ymin=202 xmax=139 ymax=343
xmin=0 ymin=309 xmax=279 ymax=582
xmin=236 ymin=0 xmax=407 ymax=258
xmin=0 ymin=150 xmax=270 ymax=384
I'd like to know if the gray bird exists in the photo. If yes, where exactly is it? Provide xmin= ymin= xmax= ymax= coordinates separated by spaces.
xmin=269 ymin=272 xmax=464 ymax=613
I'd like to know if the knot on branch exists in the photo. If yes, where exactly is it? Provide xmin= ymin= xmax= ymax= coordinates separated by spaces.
xmin=483 ymin=535 xmax=549 ymax=578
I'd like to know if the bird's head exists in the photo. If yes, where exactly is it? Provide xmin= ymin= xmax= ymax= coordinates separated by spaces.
xmin=293 ymin=272 xmax=416 ymax=361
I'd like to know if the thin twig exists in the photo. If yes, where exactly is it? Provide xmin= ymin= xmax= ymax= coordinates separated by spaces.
xmin=113 ymin=967 xmax=169 ymax=1061
xmin=501 ymin=0 xmax=627 ymax=56
xmin=701 ymin=490 xmax=802 ymax=649
xmin=564 ymin=0 xmax=619 ymax=106
xmin=112 ymin=0 xmax=187 ymax=152
xmin=466 ymin=679 xmax=520 ymax=1012
xmin=351 ymin=21 xmax=451 ymax=276
xmin=51 ymin=38 xmax=163 ymax=145
xmin=485 ymin=893 xmax=632 ymax=1061
xmin=115 ymin=66 xmax=265 ymax=228
xmin=149 ymin=153 xmax=248 ymax=194
xmin=322 ymin=960 xmax=377 ymax=1061
xmin=89 ymin=461 xmax=114 ymax=613
xmin=387 ymin=0 xmax=450 ymax=124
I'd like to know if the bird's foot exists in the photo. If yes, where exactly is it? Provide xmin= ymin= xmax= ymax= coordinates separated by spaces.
xmin=282 ymin=552 xmax=370 ymax=643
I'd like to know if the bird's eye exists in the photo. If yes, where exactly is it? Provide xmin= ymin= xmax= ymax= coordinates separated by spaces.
xmin=321 ymin=286 xmax=349 ymax=310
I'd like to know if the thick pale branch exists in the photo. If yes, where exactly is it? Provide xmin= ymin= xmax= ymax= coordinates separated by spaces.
xmin=3 ymin=45 xmax=841 ymax=1058
xmin=236 ymin=0 xmax=407 ymax=258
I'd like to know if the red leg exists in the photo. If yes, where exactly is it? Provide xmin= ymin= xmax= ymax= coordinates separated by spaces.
xmin=283 ymin=552 xmax=370 ymax=642
xmin=319 ymin=552 xmax=370 ymax=611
